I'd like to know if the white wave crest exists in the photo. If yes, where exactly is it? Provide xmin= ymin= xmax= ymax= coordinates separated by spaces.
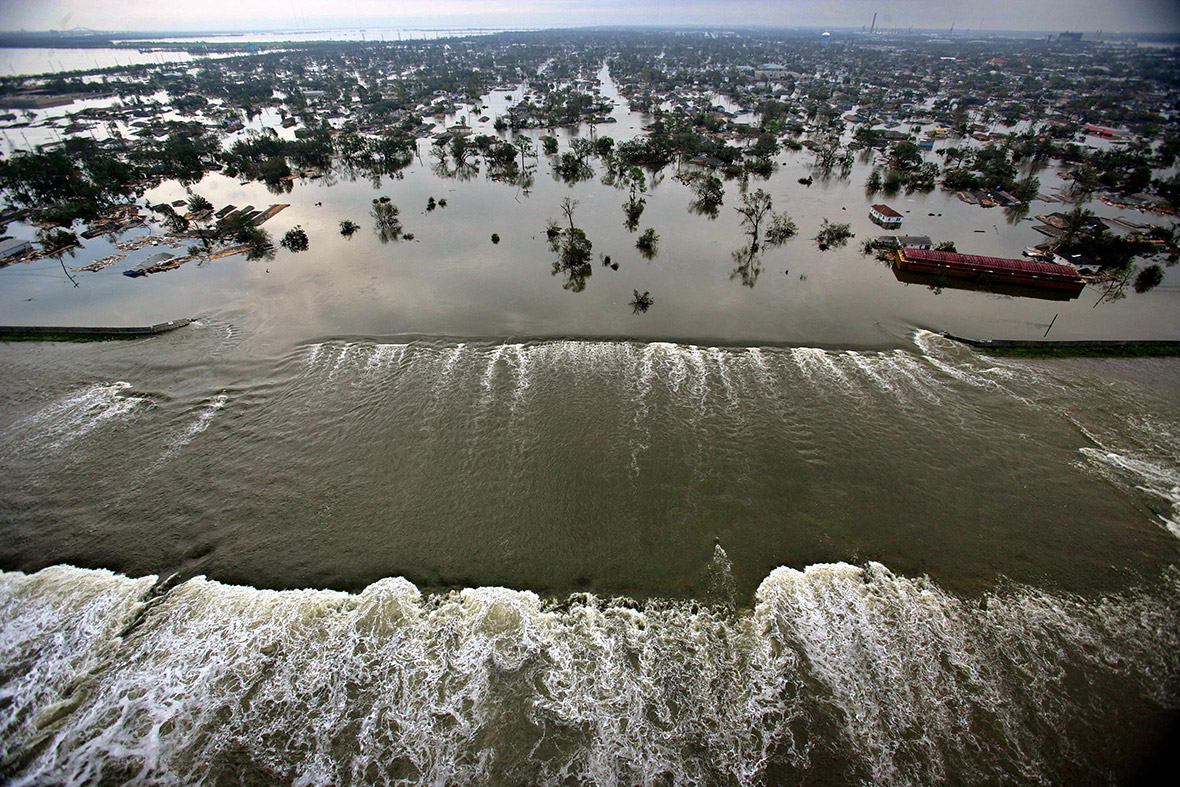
xmin=1080 ymin=447 xmax=1180 ymax=539
xmin=2 ymin=562 xmax=1177 ymax=786
xmin=10 ymin=382 xmax=149 ymax=452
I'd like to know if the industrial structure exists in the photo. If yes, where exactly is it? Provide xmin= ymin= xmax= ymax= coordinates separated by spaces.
xmin=895 ymin=248 xmax=1086 ymax=296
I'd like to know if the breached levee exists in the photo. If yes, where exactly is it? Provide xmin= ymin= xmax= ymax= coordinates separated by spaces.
xmin=2 ymin=561 xmax=1178 ymax=785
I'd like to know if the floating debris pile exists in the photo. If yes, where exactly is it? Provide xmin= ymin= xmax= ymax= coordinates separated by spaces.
xmin=77 ymin=253 xmax=127 ymax=273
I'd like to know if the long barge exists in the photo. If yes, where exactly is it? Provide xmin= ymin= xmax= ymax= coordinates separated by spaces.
xmin=895 ymin=248 xmax=1086 ymax=296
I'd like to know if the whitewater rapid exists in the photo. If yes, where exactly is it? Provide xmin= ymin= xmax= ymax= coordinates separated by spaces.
xmin=2 ymin=557 xmax=1178 ymax=785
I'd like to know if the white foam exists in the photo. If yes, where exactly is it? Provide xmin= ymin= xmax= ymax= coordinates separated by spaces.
xmin=0 ymin=567 xmax=156 ymax=766
xmin=1080 ymin=447 xmax=1180 ymax=539
xmin=480 ymin=344 xmax=509 ymax=399
xmin=2 ymin=563 xmax=1177 ymax=785
xmin=327 ymin=343 xmax=354 ymax=381
xmin=504 ymin=345 xmax=533 ymax=414
xmin=364 ymin=343 xmax=409 ymax=372
xmin=12 ymin=382 xmax=150 ymax=452
xmin=305 ymin=343 xmax=324 ymax=367
xmin=155 ymin=393 xmax=229 ymax=465
xmin=790 ymin=347 xmax=853 ymax=392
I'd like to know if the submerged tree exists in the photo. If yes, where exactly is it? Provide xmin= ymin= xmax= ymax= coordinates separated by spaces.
xmin=623 ymin=195 xmax=646 ymax=231
xmin=636 ymin=227 xmax=659 ymax=258
xmin=865 ymin=169 xmax=884 ymax=194
xmin=281 ymin=225 xmax=309 ymax=252
xmin=630 ymin=289 xmax=654 ymax=313
xmin=371 ymin=197 xmax=403 ymax=243
xmin=547 ymin=200 xmax=593 ymax=292
xmin=727 ymin=189 xmax=798 ymax=287
xmin=560 ymin=197 xmax=579 ymax=231
xmin=159 ymin=204 xmax=190 ymax=235
xmin=765 ymin=213 xmax=799 ymax=247
xmin=730 ymin=244 xmax=762 ymax=288
xmin=209 ymin=211 xmax=274 ymax=260
xmin=735 ymin=190 xmax=773 ymax=252
xmin=339 ymin=219 xmax=360 ymax=238
xmin=814 ymin=220 xmax=854 ymax=251
xmin=36 ymin=227 xmax=79 ymax=256
xmin=812 ymin=136 xmax=854 ymax=175
xmin=619 ymin=166 xmax=648 ymax=231
xmin=1134 ymin=263 xmax=1164 ymax=293
xmin=186 ymin=192 xmax=213 ymax=215
xmin=679 ymin=170 xmax=724 ymax=217
xmin=735 ymin=189 xmax=795 ymax=253
xmin=36 ymin=227 xmax=80 ymax=286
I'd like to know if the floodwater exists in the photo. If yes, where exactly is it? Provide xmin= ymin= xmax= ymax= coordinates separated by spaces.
xmin=2 ymin=67 xmax=1177 ymax=347
xmin=2 ymin=59 xmax=1180 ymax=786
xmin=0 ymin=48 xmax=204 ymax=77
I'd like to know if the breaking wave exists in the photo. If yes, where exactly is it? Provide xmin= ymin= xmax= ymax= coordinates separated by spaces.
xmin=3 ymin=382 xmax=150 ymax=453
xmin=2 ymin=559 xmax=1177 ymax=785
xmin=155 ymin=393 xmax=229 ymax=464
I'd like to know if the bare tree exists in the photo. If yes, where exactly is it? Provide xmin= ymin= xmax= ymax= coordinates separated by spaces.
xmin=735 ymin=189 xmax=773 ymax=251
xmin=560 ymin=197 xmax=579 ymax=232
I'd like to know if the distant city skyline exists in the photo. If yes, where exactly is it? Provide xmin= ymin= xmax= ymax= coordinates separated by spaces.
xmin=1 ymin=0 xmax=1178 ymax=35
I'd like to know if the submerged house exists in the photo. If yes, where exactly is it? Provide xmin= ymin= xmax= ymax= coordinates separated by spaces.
xmin=877 ymin=235 xmax=933 ymax=250
xmin=0 ymin=238 xmax=31 ymax=261
xmin=869 ymin=204 xmax=903 ymax=227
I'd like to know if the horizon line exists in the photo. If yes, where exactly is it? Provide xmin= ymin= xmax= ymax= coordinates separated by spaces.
xmin=1 ymin=24 xmax=1178 ymax=38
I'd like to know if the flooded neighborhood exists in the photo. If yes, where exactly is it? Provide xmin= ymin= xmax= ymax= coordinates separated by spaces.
xmin=2 ymin=10 xmax=1180 ymax=786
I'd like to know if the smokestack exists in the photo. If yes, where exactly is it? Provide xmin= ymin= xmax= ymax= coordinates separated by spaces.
xmin=870 ymin=12 xmax=877 ymax=34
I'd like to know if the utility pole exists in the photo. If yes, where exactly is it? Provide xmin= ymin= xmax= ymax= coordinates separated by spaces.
xmin=1044 ymin=313 xmax=1058 ymax=337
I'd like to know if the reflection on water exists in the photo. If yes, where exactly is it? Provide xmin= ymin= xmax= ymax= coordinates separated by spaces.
xmin=730 ymin=242 xmax=762 ymax=287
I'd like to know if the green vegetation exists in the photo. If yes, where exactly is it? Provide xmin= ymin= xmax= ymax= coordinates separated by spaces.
xmin=678 ymin=171 xmax=724 ymax=216
xmin=636 ymin=227 xmax=659 ymax=257
xmin=734 ymin=189 xmax=795 ymax=253
xmin=0 ymin=28 xmax=1176 ymax=311
xmin=548 ymin=198 xmax=594 ymax=292
xmin=1051 ymin=207 xmax=1165 ymax=303
xmin=1134 ymin=264 xmax=1164 ymax=293
xmin=814 ymin=220 xmax=854 ymax=251
xmin=972 ymin=343 xmax=1180 ymax=358
xmin=371 ymin=197 xmax=403 ymax=243
xmin=281 ymin=226 xmax=309 ymax=252
xmin=36 ymin=227 xmax=79 ymax=254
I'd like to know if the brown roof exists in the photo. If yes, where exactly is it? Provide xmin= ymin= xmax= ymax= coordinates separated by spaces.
xmin=870 ymin=204 xmax=903 ymax=218
xmin=902 ymin=249 xmax=1084 ymax=282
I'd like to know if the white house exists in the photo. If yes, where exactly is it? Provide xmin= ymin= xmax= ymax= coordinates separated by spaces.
xmin=869 ymin=204 xmax=903 ymax=227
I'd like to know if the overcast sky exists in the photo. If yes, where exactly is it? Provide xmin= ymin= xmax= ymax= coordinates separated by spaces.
xmin=1 ymin=0 xmax=1178 ymax=34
